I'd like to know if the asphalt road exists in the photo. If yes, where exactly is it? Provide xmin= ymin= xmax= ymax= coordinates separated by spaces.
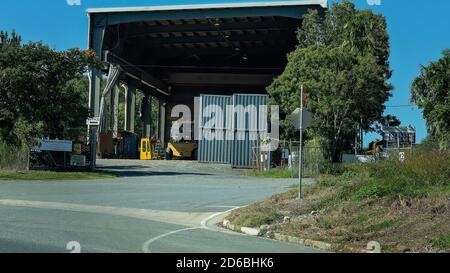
xmin=0 ymin=160 xmax=320 ymax=253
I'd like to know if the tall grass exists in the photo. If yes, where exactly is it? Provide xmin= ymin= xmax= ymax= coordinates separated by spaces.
xmin=360 ymin=150 xmax=450 ymax=197
xmin=0 ymin=141 xmax=29 ymax=170
xmin=323 ymin=149 xmax=450 ymax=201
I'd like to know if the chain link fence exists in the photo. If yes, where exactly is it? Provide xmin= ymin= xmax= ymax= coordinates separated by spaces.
xmin=253 ymin=141 xmax=326 ymax=178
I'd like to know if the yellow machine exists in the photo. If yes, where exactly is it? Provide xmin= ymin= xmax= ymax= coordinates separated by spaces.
xmin=365 ymin=140 xmax=384 ymax=156
xmin=140 ymin=138 xmax=162 ymax=160
xmin=166 ymin=142 xmax=198 ymax=160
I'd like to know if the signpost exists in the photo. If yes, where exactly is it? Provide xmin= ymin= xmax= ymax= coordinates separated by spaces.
xmin=87 ymin=117 xmax=100 ymax=171
xmin=298 ymin=86 xmax=304 ymax=199
xmin=291 ymin=85 xmax=313 ymax=200
xmin=290 ymin=108 xmax=312 ymax=130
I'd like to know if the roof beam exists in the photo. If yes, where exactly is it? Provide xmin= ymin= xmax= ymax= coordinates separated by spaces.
xmin=104 ymin=51 xmax=169 ymax=96
xmin=125 ymin=20 xmax=299 ymax=39
xmin=167 ymin=72 xmax=275 ymax=86
xmin=129 ymin=31 xmax=295 ymax=47
xmin=136 ymin=45 xmax=292 ymax=61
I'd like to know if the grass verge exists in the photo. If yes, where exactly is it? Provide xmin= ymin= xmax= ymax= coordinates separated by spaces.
xmin=228 ymin=149 xmax=450 ymax=253
xmin=0 ymin=170 xmax=119 ymax=181
xmin=246 ymin=168 xmax=318 ymax=179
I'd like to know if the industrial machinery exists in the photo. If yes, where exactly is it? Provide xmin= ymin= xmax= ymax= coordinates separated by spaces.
xmin=140 ymin=138 xmax=163 ymax=160
xmin=166 ymin=141 xmax=198 ymax=160
xmin=365 ymin=140 xmax=385 ymax=157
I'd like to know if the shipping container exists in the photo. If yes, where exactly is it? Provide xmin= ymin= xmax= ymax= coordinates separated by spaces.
xmin=198 ymin=94 xmax=268 ymax=168
xmin=231 ymin=94 xmax=268 ymax=168
xmin=198 ymin=95 xmax=233 ymax=164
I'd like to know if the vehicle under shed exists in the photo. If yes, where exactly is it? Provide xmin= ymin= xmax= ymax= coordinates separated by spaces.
xmin=86 ymin=1 xmax=328 ymax=168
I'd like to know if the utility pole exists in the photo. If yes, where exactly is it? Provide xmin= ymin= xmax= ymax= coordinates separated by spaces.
xmin=298 ymin=85 xmax=304 ymax=200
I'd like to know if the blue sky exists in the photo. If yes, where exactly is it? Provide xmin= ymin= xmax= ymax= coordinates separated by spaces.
xmin=1 ymin=0 xmax=449 ymax=144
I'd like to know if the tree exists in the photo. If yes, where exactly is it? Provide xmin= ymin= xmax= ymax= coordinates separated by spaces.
xmin=0 ymin=30 xmax=99 ymax=146
xmin=411 ymin=50 xmax=450 ymax=150
xmin=0 ymin=30 xmax=21 ymax=47
xmin=378 ymin=115 xmax=401 ymax=127
xmin=269 ymin=45 xmax=389 ymax=162
xmin=268 ymin=1 xmax=392 ymax=162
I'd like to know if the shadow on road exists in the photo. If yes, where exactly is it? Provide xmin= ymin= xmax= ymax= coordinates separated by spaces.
xmin=97 ymin=166 xmax=214 ymax=178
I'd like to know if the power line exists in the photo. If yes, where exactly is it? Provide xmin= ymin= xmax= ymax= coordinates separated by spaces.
xmin=385 ymin=104 xmax=416 ymax=108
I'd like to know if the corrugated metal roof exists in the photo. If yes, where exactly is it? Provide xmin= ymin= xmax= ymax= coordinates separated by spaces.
xmin=87 ymin=1 xmax=328 ymax=14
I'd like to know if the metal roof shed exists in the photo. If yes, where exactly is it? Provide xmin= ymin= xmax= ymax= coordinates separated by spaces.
xmin=85 ymin=1 xmax=327 ymax=167
xmin=87 ymin=1 xmax=327 ymax=114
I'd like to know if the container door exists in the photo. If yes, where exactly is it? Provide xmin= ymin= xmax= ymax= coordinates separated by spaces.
xmin=231 ymin=94 xmax=268 ymax=168
xmin=198 ymin=95 xmax=233 ymax=164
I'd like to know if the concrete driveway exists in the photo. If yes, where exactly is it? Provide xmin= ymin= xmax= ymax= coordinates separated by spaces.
xmin=0 ymin=160 xmax=320 ymax=253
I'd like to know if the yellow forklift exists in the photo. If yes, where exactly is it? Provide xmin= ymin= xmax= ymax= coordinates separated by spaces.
xmin=140 ymin=138 xmax=198 ymax=160
xmin=140 ymin=137 xmax=163 ymax=160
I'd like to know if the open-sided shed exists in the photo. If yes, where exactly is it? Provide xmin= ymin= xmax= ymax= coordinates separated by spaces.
xmin=86 ymin=1 xmax=327 ymax=167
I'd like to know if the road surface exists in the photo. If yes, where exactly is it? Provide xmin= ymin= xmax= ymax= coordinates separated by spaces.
xmin=0 ymin=160 xmax=320 ymax=253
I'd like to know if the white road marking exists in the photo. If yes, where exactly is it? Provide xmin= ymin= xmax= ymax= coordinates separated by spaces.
xmin=0 ymin=199 xmax=245 ymax=253
xmin=200 ymin=207 xmax=240 ymax=228
xmin=141 ymin=206 xmax=242 ymax=253
xmin=141 ymin=227 xmax=200 ymax=253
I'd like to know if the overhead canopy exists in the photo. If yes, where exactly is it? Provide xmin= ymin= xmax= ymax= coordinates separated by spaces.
xmin=87 ymin=1 xmax=327 ymax=97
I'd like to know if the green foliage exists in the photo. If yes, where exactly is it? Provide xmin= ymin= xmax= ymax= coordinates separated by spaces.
xmin=268 ymin=1 xmax=392 ymax=162
xmin=432 ymin=234 xmax=450 ymax=250
xmin=0 ymin=30 xmax=99 ymax=147
xmin=378 ymin=115 xmax=401 ymax=127
xmin=0 ymin=30 xmax=21 ymax=46
xmin=232 ymin=210 xmax=282 ymax=229
xmin=319 ymin=162 xmax=350 ymax=176
xmin=354 ymin=182 xmax=385 ymax=200
xmin=411 ymin=50 xmax=450 ymax=150
xmin=365 ymin=219 xmax=397 ymax=233
xmin=346 ymin=149 xmax=449 ymax=201
xmin=0 ymin=170 xmax=118 ymax=181
xmin=0 ymin=140 xmax=29 ymax=170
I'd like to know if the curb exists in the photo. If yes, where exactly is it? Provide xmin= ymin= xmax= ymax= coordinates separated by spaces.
xmin=273 ymin=233 xmax=371 ymax=253
xmin=222 ymin=219 xmax=371 ymax=253
xmin=273 ymin=233 xmax=333 ymax=252
xmin=222 ymin=219 xmax=262 ymax=236
xmin=241 ymin=227 xmax=261 ymax=236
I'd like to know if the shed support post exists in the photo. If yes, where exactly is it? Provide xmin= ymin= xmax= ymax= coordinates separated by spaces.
xmin=143 ymin=94 xmax=152 ymax=138
xmin=89 ymin=72 xmax=101 ymax=117
xmin=88 ymin=25 xmax=105 ymax=171
xmin=159 ymin=102 xmax=166 ymax=148
xmin=111 ymin=85 xmax=120 ymax=138
xmin=125 ymin=85 xmax=136 ymax=133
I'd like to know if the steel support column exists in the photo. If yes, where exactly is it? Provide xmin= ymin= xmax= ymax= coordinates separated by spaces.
xmin=159 ymin=102 xmax=166 ymax=148
xmin=142 ymin=94 xmax=152 ymax=138
xmin=88 ymin=25 xmax=105 ymax=117
xmin=111 ymin=85 xmax=120 ymax=138
xmin=125 ymin=85 xmax=136 ymax=133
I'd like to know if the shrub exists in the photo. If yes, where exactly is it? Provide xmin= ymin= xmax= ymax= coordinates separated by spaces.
xmin=432 ymin=234 xmax=450 ymax=250
xmin=354 ymin=182 xmax=385 ymax=200
xmin=233 ymin=211 xmax=282 ymax=228
xmin=0 ymin=140 xmax=29 ymax=170
xmin=320 ymin=162 xmax=349 ymax=176
xmin=348 ymin=149 xmax=450 ymax=199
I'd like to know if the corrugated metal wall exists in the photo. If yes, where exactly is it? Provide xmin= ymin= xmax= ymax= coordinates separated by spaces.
xmin=198 ymin=95 xmax=233 ymax=164
xmin=198 ymin=94 xmax=268 ymax=168
xmin=231 ymin=94 xmax=268 ymax=168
